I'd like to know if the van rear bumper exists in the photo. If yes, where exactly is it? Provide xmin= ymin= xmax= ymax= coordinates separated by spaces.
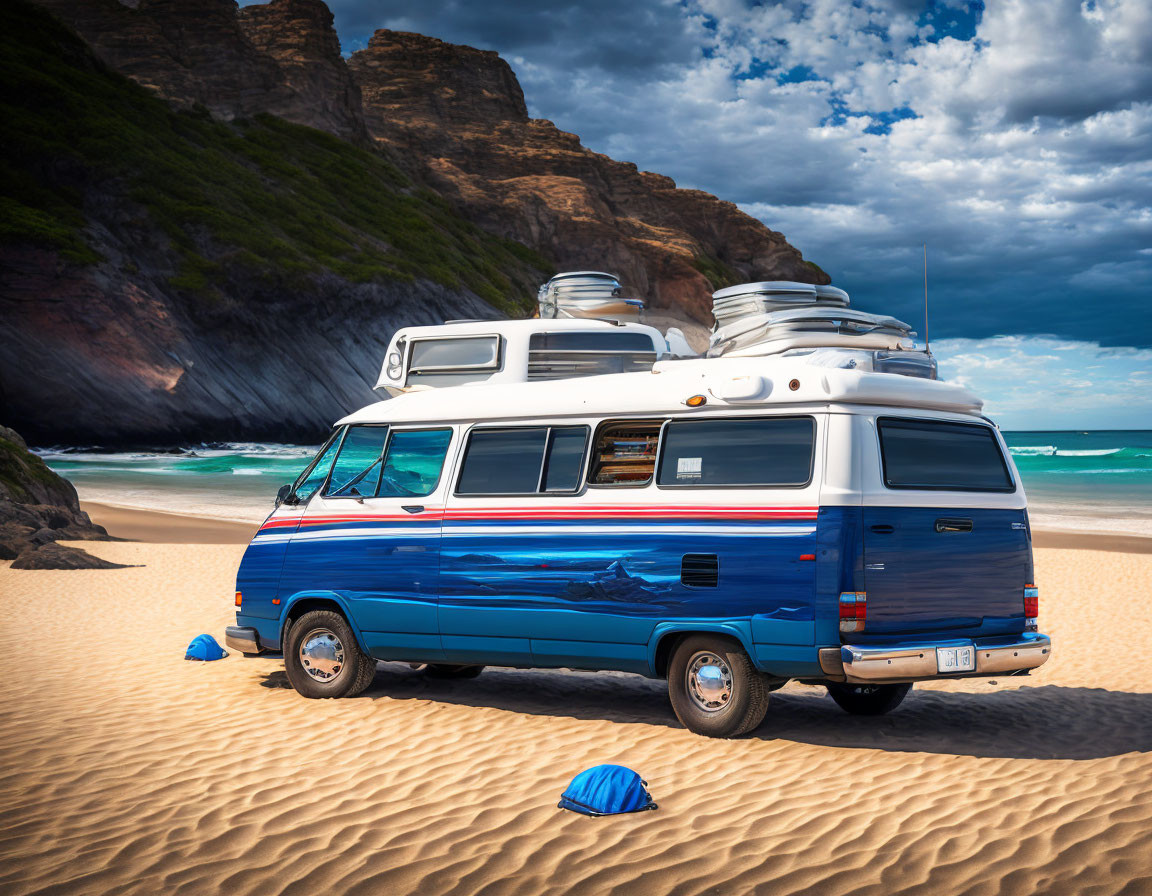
xmin=821 ymin=633 xmax=1051 ymax=683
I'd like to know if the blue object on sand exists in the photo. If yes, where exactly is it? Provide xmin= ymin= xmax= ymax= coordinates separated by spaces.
xmin=185 ymin=634 xmax=228 ymax=661
xmin=558 ymin=765 xmax=657 ymax=817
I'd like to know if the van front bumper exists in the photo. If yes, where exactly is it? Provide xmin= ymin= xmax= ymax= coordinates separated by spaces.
xmin=225 ymin=625 xmax=265 ymax=655
xmin=820 ymin=633 xmax=1051 ymax=683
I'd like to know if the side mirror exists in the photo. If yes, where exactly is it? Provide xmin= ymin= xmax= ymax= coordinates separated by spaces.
xmin=276 ymin=484 xmax=295 ymax=507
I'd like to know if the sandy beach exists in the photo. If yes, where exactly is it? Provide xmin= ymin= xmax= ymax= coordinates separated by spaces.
xmin=1 ymin=509 xmax=1150 ymax=896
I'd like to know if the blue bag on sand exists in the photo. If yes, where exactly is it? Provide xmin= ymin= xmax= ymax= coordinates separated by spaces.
xmin=558 ymin=765 xmax=657 ymax=817
xmin=185 ymin=634 xmax=227 ymax=661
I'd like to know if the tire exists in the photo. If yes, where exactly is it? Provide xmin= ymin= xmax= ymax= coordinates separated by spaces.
xmin=283 ymin=610 xmax=377 ymax=698
xmin=667 ymin=635 xmax=771 ymax=738
xmin=424 ymin=664 xmax=485 ymax=679
xmin=827 ymin=682 xmax=912 ymax=716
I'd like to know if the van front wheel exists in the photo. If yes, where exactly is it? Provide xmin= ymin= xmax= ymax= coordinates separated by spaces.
xmin=284 ymin=610 xmax=377 ymax=698
xmin=827 ymin=682 xmax=911 ymax=716
xmin=667 ymin=636 xmax=770 ymax=738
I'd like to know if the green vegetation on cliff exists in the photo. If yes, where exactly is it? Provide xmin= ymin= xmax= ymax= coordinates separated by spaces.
xmin=0 ymin=0 xmax=546 ymax=314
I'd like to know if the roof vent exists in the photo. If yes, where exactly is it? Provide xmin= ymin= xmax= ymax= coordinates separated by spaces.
xmin=538 ymin=271 xmax=644 ymax=321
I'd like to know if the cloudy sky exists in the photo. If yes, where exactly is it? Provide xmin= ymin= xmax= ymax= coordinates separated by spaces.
xmin=315 ymin=0 xmax=1150 ymax=428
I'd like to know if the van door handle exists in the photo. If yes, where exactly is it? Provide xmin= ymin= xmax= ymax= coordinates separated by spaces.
xmin=935 ymin=518 xmax=973 ymax=533
xmin=402 ymin=505 xmax=425 ymax=514
xmin=869 ymin=524 xmax=895 ymax=535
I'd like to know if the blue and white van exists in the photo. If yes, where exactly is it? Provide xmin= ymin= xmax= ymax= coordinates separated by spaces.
xmin=227 ymin=320 xmax=1050 ymax=738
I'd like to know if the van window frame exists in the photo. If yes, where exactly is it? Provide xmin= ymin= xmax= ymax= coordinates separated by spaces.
xmin=585 ymin=418 xmax=667 ymax=489
xmin=876 ymin=415 xmax=1017 ymax=494
xmin=453 ymin=423 xmax=592 ymax=497
xmin=321 ymin=424 xmax=455 ymax=500
xmin=321 ymin=423 xmax=391 ymax=499
xmin=291 ymin=425 xmax=347 ymax=504
xmin=377 ymin=425 xmax=457 ymax=499
xmin=654 ymin=414 xmax=817 ymax=490
xmin=404 ymin=333 xmax=504 ymax=387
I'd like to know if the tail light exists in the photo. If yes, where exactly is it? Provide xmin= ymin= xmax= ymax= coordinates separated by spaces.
xmin=1024 ymin=585 xmax=1038 ymax=632
xmin=839 ymin=592 xmax=866 ymax=633
xmin=235 ymin=591 xmax=243 ymax=608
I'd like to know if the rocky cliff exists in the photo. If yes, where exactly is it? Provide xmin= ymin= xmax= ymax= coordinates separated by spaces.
xmin=348 ymin=31 xmax=827 ymax=323
xmin=4 ymin=0 xmax=828 ymax=445
xmin=37 ymin=0 xmax=368 ymax=142
xmin=0 ymin=0 xmax=543 ymax=444
xmin=32 ymin=0 xmax=826 ymax=325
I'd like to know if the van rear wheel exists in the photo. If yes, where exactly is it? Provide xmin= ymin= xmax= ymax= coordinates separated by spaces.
xmin=284 ymin=610 xmax=376 ymax=698
xmin=667 ymin=635 xmax=770 ymax=738
xmin=827 ymin=682 xmax=911 ymax=716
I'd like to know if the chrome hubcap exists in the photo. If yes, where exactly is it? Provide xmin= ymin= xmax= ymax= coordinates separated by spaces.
xmin=299 ymin=629 xmax=345 ymax=683
xmin=686 ymin=651 xmax=733 ymax=712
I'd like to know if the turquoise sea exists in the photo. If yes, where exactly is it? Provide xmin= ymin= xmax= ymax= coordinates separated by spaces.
xmin=37 ymin=430 xmax=1152 ymax=534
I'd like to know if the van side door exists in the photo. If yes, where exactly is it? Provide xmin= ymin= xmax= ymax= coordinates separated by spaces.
xmin=278 ymin=424 xmax=455 ymax=662
xmin=438 ymin=423 xmax=590 ymax=666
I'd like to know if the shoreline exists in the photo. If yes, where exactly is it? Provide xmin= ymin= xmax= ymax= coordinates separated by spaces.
xmin=82 ymin=500 xmax=1152 ymax=553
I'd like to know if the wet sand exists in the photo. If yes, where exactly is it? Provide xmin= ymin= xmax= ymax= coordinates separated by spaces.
xmin=83 ymin=501 xmax=258 ymax=544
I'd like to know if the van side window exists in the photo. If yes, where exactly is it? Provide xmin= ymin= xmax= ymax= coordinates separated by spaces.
xmin=590 ymin=421 xmax=663 ymax=486
xmin=878 ymin=418 xmax=1014 ymax=492
xmin=292 ymin=427 xmax=344 ymax=503
xmin=457 ymin=426 xmax=589 ymax=495
xmin=542 ymin=427 xmax=588 ymax=492
xmin=379 ymin=429 xmax=453 ymax=498
xmin=656 ymin=417 xmax=815 ymax=487
xmin=325 ymin=425 xmax=390 ymax=498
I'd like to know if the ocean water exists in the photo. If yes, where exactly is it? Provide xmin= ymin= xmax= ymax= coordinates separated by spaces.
xmin=37 ymin=430 xmax=1152 ymax=534
xmin=1001 ymin=430 xmax=1152 ymax=533
xmin=38 ymin=443 xmax=319 ymax=523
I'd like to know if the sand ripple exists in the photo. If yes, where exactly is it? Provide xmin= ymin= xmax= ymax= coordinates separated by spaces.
xmin=1 ymin=542 xmax=1150 ymax=895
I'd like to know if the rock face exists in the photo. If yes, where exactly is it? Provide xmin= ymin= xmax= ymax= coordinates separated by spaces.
xmin=348 ymin=31 xmax=828 ymax=323
xmin=0 ymin=248 xmax=506 ymax=444
xmin=237 ymin=0 xmax=368 ymax=143
xmin=37 ymin=0 xmax=368 ymax=142
xmin=0 ymin=425 xmax=114 ymax=567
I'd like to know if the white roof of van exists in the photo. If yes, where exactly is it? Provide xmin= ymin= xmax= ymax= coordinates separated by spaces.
xmin=340 ymin=355 xmax=983 ymax=426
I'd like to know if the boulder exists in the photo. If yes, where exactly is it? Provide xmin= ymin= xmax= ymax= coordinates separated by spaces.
xmin=10 ymin=543 xmax=132 ymax=570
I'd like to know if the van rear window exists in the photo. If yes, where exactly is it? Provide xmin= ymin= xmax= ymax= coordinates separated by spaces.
xmin=878 ymin=418 xmax=1014 ymax=492
xmin=656 ymin=417 xmax=814 ymax=487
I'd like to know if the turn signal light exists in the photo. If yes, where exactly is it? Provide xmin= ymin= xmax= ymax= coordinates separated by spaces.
xmin=685 ymin=394 xmax=707 ymax=407
xmin=235 ymin=591 xmax=243 ymax=608
xmin=839 ymin=592 xmax=867 ymax=633
xmin=1024 ymin=585 xmax=1038 ymax=632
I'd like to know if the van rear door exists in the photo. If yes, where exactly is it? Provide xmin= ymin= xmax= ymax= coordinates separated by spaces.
xmin=860 ymin=417 xmax=1031 ymax=638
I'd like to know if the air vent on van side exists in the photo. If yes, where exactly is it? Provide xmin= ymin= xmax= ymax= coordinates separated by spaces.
xmin=681 ymin=554 xmax=719 ymax=588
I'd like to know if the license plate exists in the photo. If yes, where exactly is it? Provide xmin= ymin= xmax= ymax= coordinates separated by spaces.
xmin=936 ymin=645 xmax=975 ymax=674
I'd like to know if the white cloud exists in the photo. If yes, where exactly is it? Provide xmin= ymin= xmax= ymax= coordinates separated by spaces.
xmin=933 ymin=335 xmax=1152 ymax=428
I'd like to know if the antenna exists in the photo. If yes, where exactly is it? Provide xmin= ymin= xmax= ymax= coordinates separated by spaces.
xmin=922 ymin=243 xmax=930 ymax=354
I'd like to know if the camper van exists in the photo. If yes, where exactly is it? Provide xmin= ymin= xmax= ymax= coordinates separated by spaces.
xmin=226 ymin=341 xmax=1050 ymax=738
